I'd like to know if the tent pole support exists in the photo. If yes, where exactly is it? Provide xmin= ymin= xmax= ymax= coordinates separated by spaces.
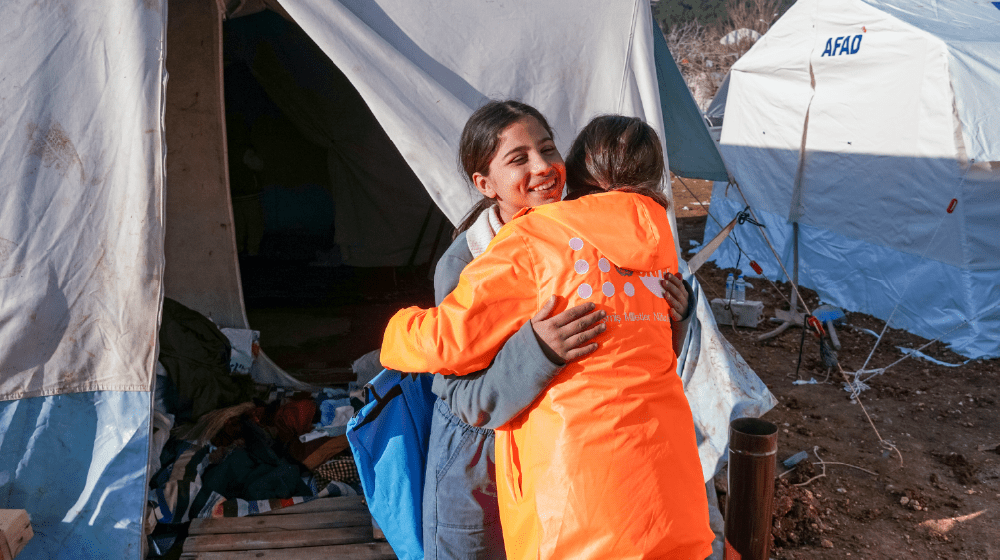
xmin=758 ymin=222 xmax=804 ymax=341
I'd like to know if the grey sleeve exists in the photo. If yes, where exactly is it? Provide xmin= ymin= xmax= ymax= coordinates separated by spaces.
xmin=431 ymin=320 xmax=561 ymax=429
xmin=430 ymin=232 xmax=561 ymax=429
xmin=433 ymin=250 xmax=470 ymax=304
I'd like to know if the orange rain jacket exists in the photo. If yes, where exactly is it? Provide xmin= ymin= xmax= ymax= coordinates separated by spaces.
xmin=382 ymin=191 xmax=713 ymax=560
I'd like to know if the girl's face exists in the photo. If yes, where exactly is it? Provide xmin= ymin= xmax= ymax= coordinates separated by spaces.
xmin=473 ymin=117 xmax=565 ymax=223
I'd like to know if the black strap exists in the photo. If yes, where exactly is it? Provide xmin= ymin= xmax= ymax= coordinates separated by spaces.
xmin=351 ymin=376 xmax=405 ymax=431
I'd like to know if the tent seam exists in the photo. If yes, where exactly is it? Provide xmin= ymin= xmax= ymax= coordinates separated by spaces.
xmin=616 ymin=0 xmax=641 ymax=113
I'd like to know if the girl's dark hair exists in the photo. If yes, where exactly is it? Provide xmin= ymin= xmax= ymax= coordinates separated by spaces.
xmin=453 ymin=100 xmax=555 ymax=237
xmin=564 ymin=115 xmax=670 ymax=210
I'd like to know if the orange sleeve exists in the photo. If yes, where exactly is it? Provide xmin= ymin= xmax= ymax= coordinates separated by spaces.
xmin=380 ymin=226 xmax=539 ymax=376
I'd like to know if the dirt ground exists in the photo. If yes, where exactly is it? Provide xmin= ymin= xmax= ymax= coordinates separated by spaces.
xmin=242 ymin=177 xmax=998 ymax=559
xmin=674 ymin=177 xmax=999 ymax=560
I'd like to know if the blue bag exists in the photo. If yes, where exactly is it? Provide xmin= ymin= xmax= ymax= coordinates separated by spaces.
xmin=347 ymin=369 xmax=436 ymax=560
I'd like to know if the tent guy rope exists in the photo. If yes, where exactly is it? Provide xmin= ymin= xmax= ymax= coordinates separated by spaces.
xmin=678 ymin=176 xmax=798 ymax=311
xmin=689 ymin=176 xmax=915 ymax=462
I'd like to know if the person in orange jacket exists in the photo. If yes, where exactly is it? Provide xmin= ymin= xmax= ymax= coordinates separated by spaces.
xmin=420 ymin=100 xmax=692 ymax=559
xmin=382 ymin=115 xmax=713 ymax=559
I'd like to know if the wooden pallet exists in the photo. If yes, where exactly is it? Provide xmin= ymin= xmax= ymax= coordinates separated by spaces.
xmin=179 ymin=496 xmax=396 ymax=559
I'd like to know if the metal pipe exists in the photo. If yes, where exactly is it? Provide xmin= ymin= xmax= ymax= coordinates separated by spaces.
xmin=724 ymin=418 xmax=778 ymax=560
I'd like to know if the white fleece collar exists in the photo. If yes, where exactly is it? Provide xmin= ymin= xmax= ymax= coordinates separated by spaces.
xmin=466 ymin=204 xmax=504 ymax=258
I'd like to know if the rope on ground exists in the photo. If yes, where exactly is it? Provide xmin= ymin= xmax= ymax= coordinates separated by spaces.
xmin=792 ymin=446 xmax=827 ymax=487
xmin=812 ymin=461 xmax=878 ymax=477
xmin=836 ymin=360 xmax=904 ymax=466
xmin=854 ymin=298 xmax=1000 ymax=384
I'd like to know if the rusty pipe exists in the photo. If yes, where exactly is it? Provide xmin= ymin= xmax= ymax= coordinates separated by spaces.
xmin=724 ymin=417 xmax=778 ymax=560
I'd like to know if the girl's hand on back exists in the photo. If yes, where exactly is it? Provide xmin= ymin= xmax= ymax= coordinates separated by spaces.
xmin=661 ymin=272 xmax=690 ymax=322
xmin=530 ymin=296 xmax=606 ymax=365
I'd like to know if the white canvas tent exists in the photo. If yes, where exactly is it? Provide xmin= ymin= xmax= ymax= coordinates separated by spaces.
xmin=705 ymin=0 xmax=1000 ymax=359
xmin=0 ymin=1 xmax=772 ymax=557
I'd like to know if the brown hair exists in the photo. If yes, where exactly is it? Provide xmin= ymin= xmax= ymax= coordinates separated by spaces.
xmin=564 ymin=115 xmax=670 ymax=210
xmin=453 ymin=100 xmax=555 ymax=237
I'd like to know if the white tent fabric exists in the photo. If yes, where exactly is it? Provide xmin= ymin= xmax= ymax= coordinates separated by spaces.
xmin=705 ymin=0 xmax=1000 ymax=359
xmin=868 ymin=0 xmax=1000 ymax=163
xmin=1 ymin=1 xmax=774 ymax=557
xmin=0 ymin=392 xmax=151 ymax=558
xmin=281 ymin=0 xmax=668 ymax=228
xmin=0 ymin=1 xmax=165 ymax=398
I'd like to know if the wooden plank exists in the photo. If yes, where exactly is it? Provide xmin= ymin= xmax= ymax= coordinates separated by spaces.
xmin=180 ymin=541 xmax=396 ymax=559
xmin=0 ymin=510 xmax=32 ymax=559
xmin=259 ymin=496 xmax=367 ymax=515
xmin=182 ymin=525 xmax=374 ymax=552
xmin=189 ymin=510 xmax=369 ymax=535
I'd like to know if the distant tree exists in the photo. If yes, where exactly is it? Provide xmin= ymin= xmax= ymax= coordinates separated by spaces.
xmin=655 ymin=0 xmax=794 ymax=110
xmin=652 ymin=0 xmax=728 ymax=29
xmin=652 ymin=0 xmax=793 ymax=31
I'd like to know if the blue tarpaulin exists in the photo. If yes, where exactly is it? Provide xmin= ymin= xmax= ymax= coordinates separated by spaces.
xmin=0 ymin=392 xmax=150 ymax=559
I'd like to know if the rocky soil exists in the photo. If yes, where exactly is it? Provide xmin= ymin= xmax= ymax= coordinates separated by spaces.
xmin=675 ymin=177 xmax=999 ymax=560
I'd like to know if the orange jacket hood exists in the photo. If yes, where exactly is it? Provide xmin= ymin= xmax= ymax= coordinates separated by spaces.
xmin=511 ymin=191 xmax=675 ymax=274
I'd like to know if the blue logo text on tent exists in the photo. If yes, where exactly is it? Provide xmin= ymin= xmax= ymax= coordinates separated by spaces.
xmin=821 ymin=35 xmax=863 ymax=56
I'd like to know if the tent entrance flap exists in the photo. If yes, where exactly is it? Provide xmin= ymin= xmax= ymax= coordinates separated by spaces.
xmin=165 ymin=5 xmax=450 ymax=384
xmin=223 ymin=10 xmax=446 ymax=270
xmin=222 ymin=10 xmax=452 ymax=378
